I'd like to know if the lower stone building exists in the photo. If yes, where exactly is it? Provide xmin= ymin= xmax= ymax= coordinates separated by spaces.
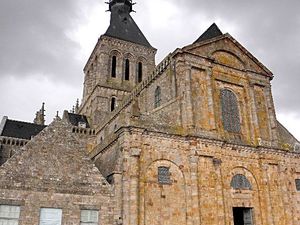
xmin=0 ymin=120 xmax=113 ymax=225
xmin=1 ymin=0 xmax=300 ymax=225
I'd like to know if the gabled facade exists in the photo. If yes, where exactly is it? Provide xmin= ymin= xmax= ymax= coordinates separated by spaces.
xmin=1 ymin=1 xmax=300 ymax=225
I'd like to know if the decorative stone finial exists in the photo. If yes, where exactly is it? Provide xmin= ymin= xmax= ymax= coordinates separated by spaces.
xmin=75 ymin=99 xmax=80 ymax=113
xmin=34 ymin=102 xmax=45 ymax=125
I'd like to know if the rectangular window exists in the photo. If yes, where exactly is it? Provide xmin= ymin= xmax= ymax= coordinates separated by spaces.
xmin=158 ymin=166 xmax=171 ymax=184
xmin=39 ymin=208 xmax=62 ymax=225
xmin=0 ymin=205 xmax=20 ymax=225
xmin=80 ymin=210 xmax=99 ymax=225
xmin=295 ymin=179 xmax=300 ymax=191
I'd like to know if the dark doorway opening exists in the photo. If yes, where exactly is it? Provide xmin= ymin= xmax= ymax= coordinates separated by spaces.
xmin=233 ymin=207 xmax=253 ymax=225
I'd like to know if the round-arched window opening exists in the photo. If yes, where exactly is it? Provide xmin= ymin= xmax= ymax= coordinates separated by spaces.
xmin=231 ymin=174 xmax=252 ymax=190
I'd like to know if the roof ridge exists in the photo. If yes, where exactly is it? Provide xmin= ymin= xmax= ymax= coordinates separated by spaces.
xmin=6 ymin=118 xmax=46 ymax=127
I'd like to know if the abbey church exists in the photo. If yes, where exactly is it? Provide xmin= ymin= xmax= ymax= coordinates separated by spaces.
xmin=1 ymin=0 xmax=300 ymax=224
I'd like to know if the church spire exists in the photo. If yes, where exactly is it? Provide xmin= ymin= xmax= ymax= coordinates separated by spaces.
xmin=104 ymin=0 xmax=153 ymax=48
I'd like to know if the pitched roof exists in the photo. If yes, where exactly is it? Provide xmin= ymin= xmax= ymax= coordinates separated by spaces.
xmin=277 ymin=120 xmax=300 ymax=150
xmin=0 ymin=120 xmax=110 ymax=195
xmin=104 ymin=5 xmax=153 ymax=48
xmin=0 ymin=119 xmax=46 ymax=140
xmin=67 ymin=113 xmax=90 ymax=128
xmin=194 ymin=23 xmax=223 ymax=44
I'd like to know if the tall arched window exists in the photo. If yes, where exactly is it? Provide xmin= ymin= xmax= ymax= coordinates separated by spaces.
xmin=138 ymin=62 xmax=143 ymax=83
xmin=220 ymin=89 xmax=241 ymax=133
xmin=111 ymin=56 xmax=117 ymax=78
xmin=125 ymin=59 xmax=130 ymax=80
xmin=154 ymin=86 xmax=161 ymax=108
xmin=231 ymin=174 xmax=252 ymax=190
xmin=111 ymin=97 xmax=116 ymax=111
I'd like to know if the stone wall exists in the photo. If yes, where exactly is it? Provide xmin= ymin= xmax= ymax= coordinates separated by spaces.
xmin=88 ymin=34 xmax=300 ymax=225
xmin=79 ymin=35 xmax=156 ymax=126
xmin=0 ymin=138 xmax=28 ymax=166
xmin=0 ymin=120 xmax=115 ymax=225
xmin=99 ymin=128 xmax=300 ymax=225
xmin=0 ymin=190 xmax=113 ymax=225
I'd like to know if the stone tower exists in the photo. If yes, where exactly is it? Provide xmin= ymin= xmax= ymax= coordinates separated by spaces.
xmin=79 ymin=0 xmax=157 ymax=126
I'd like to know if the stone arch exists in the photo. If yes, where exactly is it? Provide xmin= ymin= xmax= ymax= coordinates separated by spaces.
xmin=211 ymin=50 xmax=245 ymax=70
xmin=136 ymin=56 xmax=147 ymax=83
xmin=123 ymin=53 xmax=134 ymax=81
xmin=228 ymin=167 xmax=263 ymax=225
xmin=137 ymin=56 xmax=147 ymax=63
xmin=124 ymin=52 xmax=134 ymax=60
xmin=231 ymin=174 xmax=252 ymax=190
xmin=109 ymin=49 xmax=122 ymax=57
xmin=229 ymin=167 xmax=259 ymax=190
xmin=109 ymin=50 xmax=122 ymax=78
xmin=143 ymin=159 xmax=187 ymax=225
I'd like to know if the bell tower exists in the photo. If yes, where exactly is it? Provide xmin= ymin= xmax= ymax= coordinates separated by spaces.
xmin=79 ymin=0 xmax=156 ymax=126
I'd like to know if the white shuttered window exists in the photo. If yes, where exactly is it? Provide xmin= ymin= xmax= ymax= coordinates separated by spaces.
xmin=80 ymin=210 xmax=98 ymax=225
xmin=39 ymin=208 xmax=62 ymax=225
xmin=0 ymin=205 xmax=20 ymax=225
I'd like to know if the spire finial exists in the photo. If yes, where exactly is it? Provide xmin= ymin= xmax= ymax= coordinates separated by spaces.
xmin=107 ymin=0 xmax=135 ymax=13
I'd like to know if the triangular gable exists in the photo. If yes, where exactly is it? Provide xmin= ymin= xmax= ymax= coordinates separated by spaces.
xmin=194 ymin=23 xmax=223 ymax=44
xmin=0 ymin=119 xmax=110 ymax=195
xmin=184 ymin=33 xmax=273 ymax=78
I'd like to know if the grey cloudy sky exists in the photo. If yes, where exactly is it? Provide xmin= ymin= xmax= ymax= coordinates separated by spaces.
xmin=0 ymin=0 xmax=300 ymax=139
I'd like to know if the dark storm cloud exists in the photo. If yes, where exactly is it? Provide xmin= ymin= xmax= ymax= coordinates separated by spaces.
xmin=166 ymin=0 xmax=300 ymax=115
xmin=0 ymin=0 xmax=86 ymax=84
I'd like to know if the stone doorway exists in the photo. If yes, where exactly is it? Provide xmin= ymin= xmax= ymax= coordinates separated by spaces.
xmin=233 ymin=207 xmax=253 ymax=225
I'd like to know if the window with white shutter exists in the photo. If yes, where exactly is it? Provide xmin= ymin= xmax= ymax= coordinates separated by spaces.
xmin=39 ymin=208 xmax=62 ymax=225
xmin=0 ymin=205 xmax=20 ymax=225
xmin=80 ymin=210 xmax=99 ymax=225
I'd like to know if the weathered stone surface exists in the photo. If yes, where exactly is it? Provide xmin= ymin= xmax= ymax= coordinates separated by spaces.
xmin=1 ymin=3 xmax=300 ymax=225
xmin=87 ymin=29 xmax=300 ymax=225
xmin=0 ymin=119 xmax=114 ymax=225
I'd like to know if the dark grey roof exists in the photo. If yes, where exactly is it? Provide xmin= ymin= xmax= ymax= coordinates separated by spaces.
xmin=67 ymin=113 xmax=90 ymax=128
xmin=104 ymin=3 xmax=153 ymax=48
xmin=194 ymin=23 xmax=223 ymax=44
xmin=0 ymin=119 xmax=46 ymax=140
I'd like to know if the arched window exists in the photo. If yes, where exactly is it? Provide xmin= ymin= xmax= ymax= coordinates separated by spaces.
xmin=220 ymin=89 xmax=241 ymax=133
xmin=111 ymin=97 xmax=116 ymax=111
xmin=138 ymin=62 xmax=143 ymax=83
xmin=125 ymin=59 xmax=130 ymax=80
xmin=111 ymin=56 xmax=117 ymax=78
xmin=231 ymin=174 xmax=252 ymax=190
xmin=154 ymin=86 xmax=161 ymax=108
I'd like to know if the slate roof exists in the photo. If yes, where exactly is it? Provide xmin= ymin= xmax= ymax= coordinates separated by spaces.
xmin=0 ymin=119 xmax=46 ymax=140
xmin=67 ymin=113 xmax=90 ymax=128
xmin=194 ymin=23 xmax=223 ymax=44
xmin=104 ymin=2 xmax=153 ymax=48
